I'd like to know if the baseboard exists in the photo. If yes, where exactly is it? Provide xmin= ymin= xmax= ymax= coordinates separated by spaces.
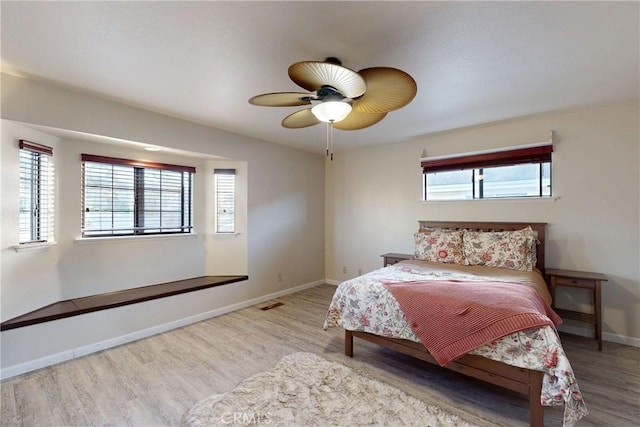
xmin=0 ymin=350 xmax=77 ymax=380
xmin=557 ymin=323 xmax=640 ymax=348
xmin=603 ymin=331 xmax=640 ymax=348
xmin=325 ymin=279 xmax=341 ymax=286
xmin=1 ymin=279 xmax=324 ymax=380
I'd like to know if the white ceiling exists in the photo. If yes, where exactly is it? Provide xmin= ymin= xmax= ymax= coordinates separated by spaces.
xmin=1 ymin=1 xmax=638 ymax=154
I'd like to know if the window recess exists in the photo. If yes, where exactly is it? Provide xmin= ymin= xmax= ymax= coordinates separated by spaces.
xmin=421 ymin=140 xmax=553 ymax=201
xmin=81 ymin=154 xmax=195 ymax=237
xmin=19 ymin=140 xmax=54 ymax=244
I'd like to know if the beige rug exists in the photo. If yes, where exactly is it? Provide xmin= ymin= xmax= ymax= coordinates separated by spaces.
xmin=182 ymin=352 xmax=479 ymax=427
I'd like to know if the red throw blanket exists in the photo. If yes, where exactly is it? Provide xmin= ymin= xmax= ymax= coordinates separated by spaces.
xmin=383 ymin=280 xmax=562 ymax=366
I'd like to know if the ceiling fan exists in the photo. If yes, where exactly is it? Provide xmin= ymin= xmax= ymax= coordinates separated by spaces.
xmin=249 ymin=57 xmax=417 ymax=158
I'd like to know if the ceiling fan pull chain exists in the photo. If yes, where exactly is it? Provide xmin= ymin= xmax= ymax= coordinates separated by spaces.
xmin=326 ymin=122 xmax=330 ymax=157
xmin=329 ymin=121 xmax=335 ymax=161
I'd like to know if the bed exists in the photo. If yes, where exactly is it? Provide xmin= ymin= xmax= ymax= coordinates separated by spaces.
xmin=324 ymin=221 xmax=587 ymax=427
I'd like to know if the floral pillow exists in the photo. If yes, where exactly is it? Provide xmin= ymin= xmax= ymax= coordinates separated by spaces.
xmin=414 ymin=230 xmax=464 ymax=264
xmin=463 ymin=227 xmax=535 ymax=271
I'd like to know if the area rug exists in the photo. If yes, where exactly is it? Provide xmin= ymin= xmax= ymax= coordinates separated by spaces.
xmin=182 ymin=352 xmax=479 ymax=427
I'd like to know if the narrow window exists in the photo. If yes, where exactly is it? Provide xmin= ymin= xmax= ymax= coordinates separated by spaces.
xmin=214 ymin=169 xmax=236 ymax=233
xmin=81 ymin=154 xmax=195 ymax=237
xmin=422 ymin=144 xmax=552 ymax=201
xmin=19 ymin=140 xmax=54 ymax=243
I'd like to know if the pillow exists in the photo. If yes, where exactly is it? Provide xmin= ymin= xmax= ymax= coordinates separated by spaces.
xmin=530 ymin=230 xmax=539 ymax=270
xmin=414 ymin=230 xmax=464 ymax=264
xmin=463 ymin=227 xmax=535 ymax=271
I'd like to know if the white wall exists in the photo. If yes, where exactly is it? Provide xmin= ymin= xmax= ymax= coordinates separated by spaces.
xmin=326 ymin=101 xmax=640 ymax=344
xmin=1 ymin=73 xmax=325 ymax=376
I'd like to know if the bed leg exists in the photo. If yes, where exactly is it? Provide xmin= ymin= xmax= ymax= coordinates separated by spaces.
xmin=529 ymin=370 xmax=544 ymax=427
xmin=345 ymin=330 xmax=354 ymax=357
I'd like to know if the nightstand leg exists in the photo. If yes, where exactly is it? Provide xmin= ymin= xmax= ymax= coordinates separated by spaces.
xmin=595 ymin=281 xmax=602 ymax=351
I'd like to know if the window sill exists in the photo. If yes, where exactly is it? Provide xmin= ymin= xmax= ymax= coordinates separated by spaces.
xmin=422 ymin=196 xmax=559 ymax=204
xmin=12 ymin=241 xmax=57 ymax=253
xmin=75 ymin=233 xmax=199 ymax=245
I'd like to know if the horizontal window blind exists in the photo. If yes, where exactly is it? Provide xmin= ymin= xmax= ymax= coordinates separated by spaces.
xmin=81 ymin=154 xmax=194 ymax=237
xmin=214 ymin=169 xmax=235 ymax=233
xmin=19 ymin=140 xmax=54 ymax=243
xmin=421 ymin=144 xmax=553 ymax=174
xmin=81 ymin=154 xmax=196 ymax=173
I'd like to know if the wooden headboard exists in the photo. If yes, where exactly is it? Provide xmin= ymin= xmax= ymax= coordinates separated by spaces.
xmin=418 ymin=220 xmax=547 ymax=274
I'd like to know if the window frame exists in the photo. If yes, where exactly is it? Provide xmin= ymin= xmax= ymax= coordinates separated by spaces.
xmin=421 ymin=143 xmax=553 ymax=201
xmin=18 ymin=140 xmax=54 ymax=244
xmin=81 ymin=154 xmax=195 ymax=238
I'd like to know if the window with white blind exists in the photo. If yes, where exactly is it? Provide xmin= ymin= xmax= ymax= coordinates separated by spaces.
xmin=421 ymin=144 xmax=553 ymax=201
xmin=214 ymin=169 xmax=236 ymax=233
xmin=81 ymin=154 xmax=195 ymax=237
xmin=19 ymin=140 xmax=54 ymax=244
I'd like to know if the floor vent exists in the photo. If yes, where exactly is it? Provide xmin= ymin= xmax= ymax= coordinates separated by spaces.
xmin=260 ymin=302 xmax=284 ymax=311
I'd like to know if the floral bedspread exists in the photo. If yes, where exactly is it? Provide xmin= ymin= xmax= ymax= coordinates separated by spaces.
xmin=324 ymin=260 xmax=588 ymax=427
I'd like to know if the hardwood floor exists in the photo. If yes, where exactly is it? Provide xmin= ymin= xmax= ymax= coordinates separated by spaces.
xmin=2 ymin=284 xmax=638 ymax=426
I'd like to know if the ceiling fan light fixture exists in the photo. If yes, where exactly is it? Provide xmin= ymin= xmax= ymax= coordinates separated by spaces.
xmin=311 ymin=101 xmax=352 ymax=123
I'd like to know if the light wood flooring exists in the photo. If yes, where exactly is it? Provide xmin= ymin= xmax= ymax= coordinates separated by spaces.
xmin=2 ymin=284 xmax=639 ymax=426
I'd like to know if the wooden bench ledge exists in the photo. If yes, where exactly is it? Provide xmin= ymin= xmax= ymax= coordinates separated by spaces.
xmin=0 ymin=275 xmax=248 ymax=331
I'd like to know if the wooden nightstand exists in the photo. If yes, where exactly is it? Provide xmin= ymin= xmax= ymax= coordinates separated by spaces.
xmin=381 ymin=253 xmax=413 ymax=267
xmin=546 ymin=268 xmax=607 ymax=351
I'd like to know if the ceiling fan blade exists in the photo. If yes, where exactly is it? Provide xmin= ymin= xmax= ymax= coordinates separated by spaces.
xmin=289 ymin=61 xmax=366 ymax=99
xmin=352 ymin=67 xmax=417 ymax=113
xmin=333 ymin=111 xmax=387 ymax=131
xmin=281 ymin=108 xmax=321 ymax=129
xmin=249 ymin=92 xmax=312 ymax=107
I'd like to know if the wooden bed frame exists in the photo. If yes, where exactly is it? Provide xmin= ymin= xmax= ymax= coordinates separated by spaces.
xmin=345 ymin=221 xmax=549 ymax=427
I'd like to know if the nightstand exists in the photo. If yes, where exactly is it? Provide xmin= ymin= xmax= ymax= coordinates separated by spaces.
xmin=381 ymin=253 xmax=413 ymax=267
xmin=546 ymin=268 xmax=607 ymax=351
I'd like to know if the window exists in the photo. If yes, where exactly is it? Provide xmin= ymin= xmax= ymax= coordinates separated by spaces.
xmin=81 ymin=154 xmax=195 ymax=237
xmin=214 ymin=169 xmax=236 ymax=233
xmin=19 ymin=140 xmax=54 ymax=244
xmin=422 ymin=144 xmax=552 ymax=201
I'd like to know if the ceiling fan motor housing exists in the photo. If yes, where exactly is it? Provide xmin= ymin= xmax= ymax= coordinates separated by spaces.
xmin=324 ymin=57 xmax=342 ymax=65
xmin=317 ymin=86 xmax=346 ymax=102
